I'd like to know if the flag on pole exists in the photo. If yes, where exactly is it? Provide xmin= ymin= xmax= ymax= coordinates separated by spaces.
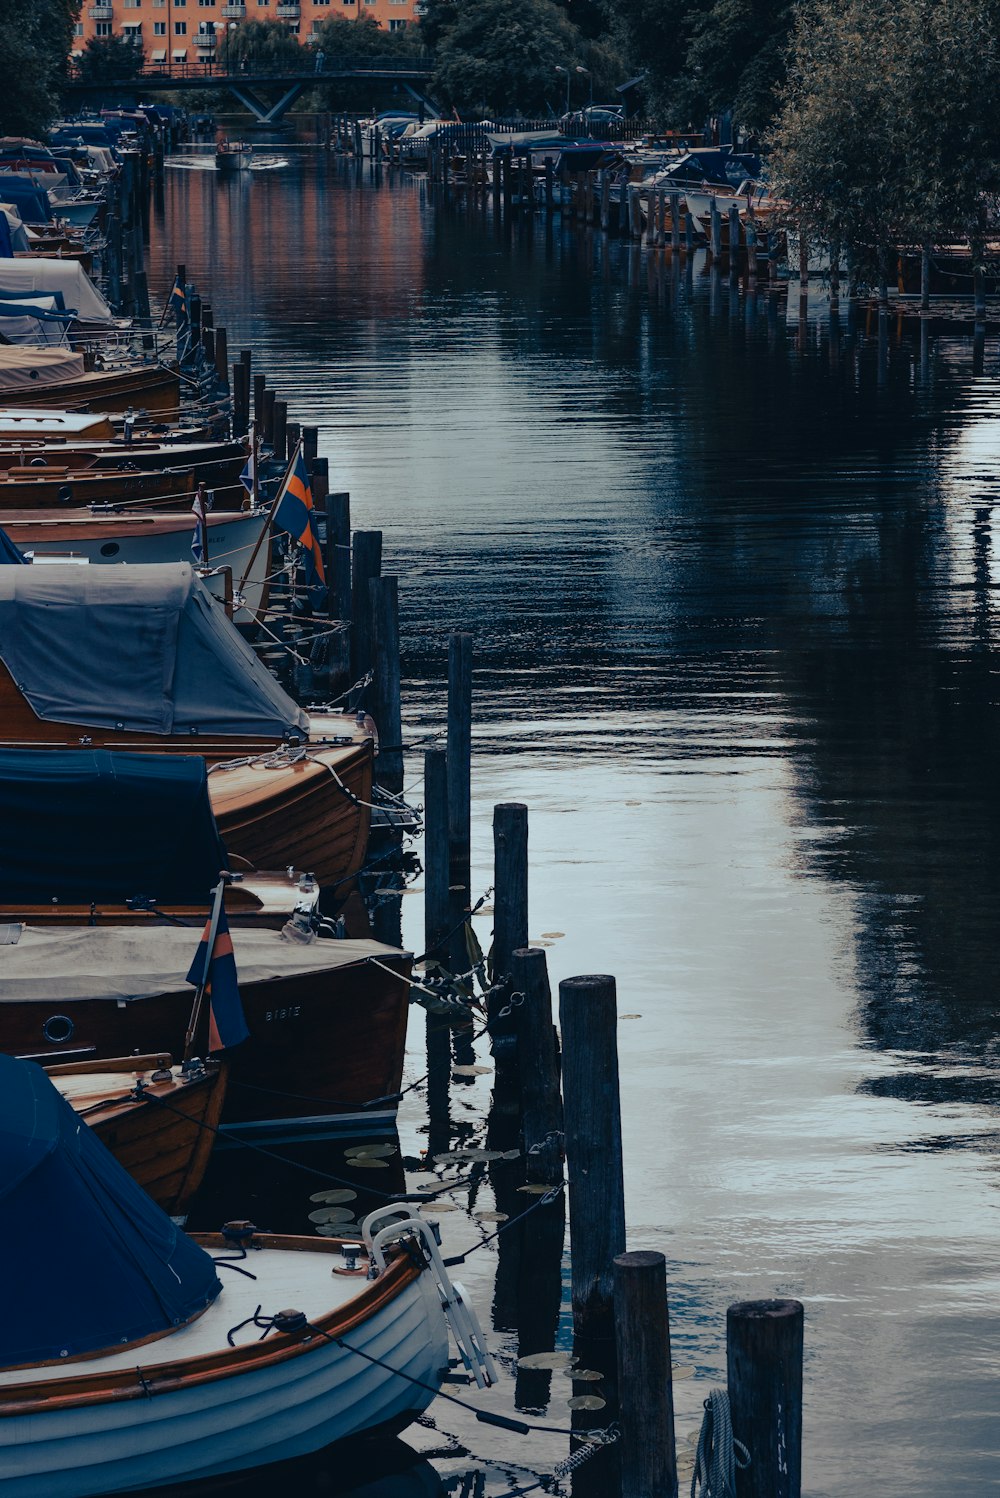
xmin=190 ymin=489 xmax=206 ymax=563
xmin=239 ymin=442 xmax=255 ymax=498
xmin=186 ymin=906 xmax=248 ymax=1051
xmin=272 ymin=441 xmax=325 ymax=586
xmin=170 ymin=275 xmax=187 ymax=318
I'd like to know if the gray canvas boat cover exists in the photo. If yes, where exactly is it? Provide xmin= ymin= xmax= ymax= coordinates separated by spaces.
xmin=0 ymin=562 xmax=309 ymax=737
xmin=0 ymin=926 xmax=408 ymax=1003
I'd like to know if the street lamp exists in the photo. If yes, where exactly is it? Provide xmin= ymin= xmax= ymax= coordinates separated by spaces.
xmin=554 ymin=64 xmax=570 ymax=116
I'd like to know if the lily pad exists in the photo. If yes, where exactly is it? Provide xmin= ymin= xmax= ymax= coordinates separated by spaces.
xmin=452 ymin=1064 xmax=492 ymax=1077
xmin=671 ymin=1365 xmax=695 ymax=1381
xmin=517 ymin=1183 xmax=552 ymax=1195
xmin=316 ymin=1224 xmax=364 ymax=1239
xmin=540 ymin=932 xmax=565 ymax=939
xmin=351 ymin=1158 xmax=390 ymax=1169
xmin=345 ymin=1143 xmax=396 ymax=1159
xmin=517 ymin=1351 xmax=574 ymax=1371
xmin=461 ymin=1148 xmax=504 ymax=1162
xmin=309 ymin=1189 xmax=357 ymax=1205
xmin=562 ymin=1368 xmax=603 ymax=1382
xmin=308 ymin=1206 xmax=356 ymax=1225
xmin=501 ymin=1149 xmax=522 ymax=1160
xmin=568 ymin=1395 xmax=607 ymax=1412
xmin=475 ymin=1210 xmax=509 ymax=1223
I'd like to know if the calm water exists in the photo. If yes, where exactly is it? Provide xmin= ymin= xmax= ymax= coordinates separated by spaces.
xmin=150 ymin=153 xmax=1000 ymax=1495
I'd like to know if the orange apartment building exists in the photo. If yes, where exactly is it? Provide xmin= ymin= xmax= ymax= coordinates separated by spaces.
xmin=74 ymin=0 xmax=422 ymax=68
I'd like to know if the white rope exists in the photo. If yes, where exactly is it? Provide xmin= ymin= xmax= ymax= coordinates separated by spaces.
xmin=691 ymin=1389 xmax=750 ymax=1498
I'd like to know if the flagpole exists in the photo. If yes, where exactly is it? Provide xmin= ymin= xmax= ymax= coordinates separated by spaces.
xmin=196 ymin=481 xmax=210 ymax=567
xmin=235 ymin=436 xmax=300 ymax=599
xmin=184 ymin=876 xmax=227 ymax=1062
xmin=251 ymin=419 xmax=260 ymax=512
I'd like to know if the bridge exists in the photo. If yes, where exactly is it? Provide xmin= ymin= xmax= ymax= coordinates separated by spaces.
xmin=65 ymin=56 xmax=438 ymax=125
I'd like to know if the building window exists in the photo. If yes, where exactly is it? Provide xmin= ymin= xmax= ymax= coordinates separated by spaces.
xmin=313 ymin=0 xmax=330 ymax=5
xmin=123 ymin=0 xmax=141 ymax=8
xmin=73 ymin=21 xmax=83 ymax=34
xmin=175 ymin=20 xmax=187 ymax=33
xmin=389 ymin=16 xmax=406 ymax=26
xmin=122 ymin=23 xmax=142 ymax=34
xmin=198 ymin=0 xmax=216 ymax=6
xmin=153 ymin=21 xmax=166 ymax=33
xmin=96 ymin=20 xmax=113 ymax=34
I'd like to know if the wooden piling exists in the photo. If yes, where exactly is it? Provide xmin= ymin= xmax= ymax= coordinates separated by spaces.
xmin=213 ymin=325 xmax=228 ymax=387
xmin=511 ymin=947 xmax=563 ymax=1187
xmin=489 ymin=802 xmax=528 ymax=1063
xmin=600 ymin=169 xmax=610 ymax=231
xmin=447 ymin=632 xmax=473 ymax=894
xmin=728 ymin=202 xmax=740 ymax=273
xmin=261 ymin=386 xmax=275 ymax=446
xmin=798 ymin=231 xmax=809 ymax=291
xmin=286 ymin=420 xmax=301 ymax=464
xmin=370 ymin=576 xmax=403 ymax=793
xmin=545 ymin=157 xmax=555 ymax=215
xmin=558 ymin=974 xmax=626 ymax=1343
xmin=614 ymin=1251 xmax=678 ymax=1498
xmin=302 ymin=424 xmax=319 ymax=466
xmin=920 ymin=239 xmax=931 ymax=311
xmin=350 ymin=529 xmax=382 ymax=683
xmin=424 ymin=747 xmax=452 ymax=1136
xmin=271 ymin=399 xmax=288 ymax=463
xmin=253 ymin=373 xmax=266 ymax=428
xmin=325 ymin=491 xmax=351 ymax=621
xmin=685 ymin=208 xmax=694 ymax=252
xmin=710 ymin=199 xmax=722 ymax=260
xmin=670 ymin=191 xmax=681 ymax=252
xmin=310 ymin=455 xmax=328 ymax=513
xmin=727 ymin=1299 xmax=804 ymax=1498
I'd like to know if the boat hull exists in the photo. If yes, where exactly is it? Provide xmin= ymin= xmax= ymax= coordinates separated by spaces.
xmin=0 ymin=365 xmax=181 ymax=415
xmin=0 ymin=1242 xmax=447 ymax=1497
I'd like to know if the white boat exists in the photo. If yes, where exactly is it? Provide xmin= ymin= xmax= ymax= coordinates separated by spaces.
xmin=0 ymin=1057 xmax=495 ymax=1496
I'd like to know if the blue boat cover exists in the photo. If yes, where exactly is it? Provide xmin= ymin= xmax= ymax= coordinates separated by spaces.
xmin=0 ymin=749 xmax=227 ymax=905
xmin=0 ymin=1054 xmax=222 ymax=1366
xmin=0 ymin=176 xmax=51 ymax=225
xmin=0 ymin=526 xmax=27 ymax=565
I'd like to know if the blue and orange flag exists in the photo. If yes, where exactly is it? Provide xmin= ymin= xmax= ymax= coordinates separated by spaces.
xmin=273 ymin=442 xmax=325 ymax=587
xmin=170 ymin=275 xmax=187 ymax=318
xmin=186 ymin=906 xmax=249 ymax=1051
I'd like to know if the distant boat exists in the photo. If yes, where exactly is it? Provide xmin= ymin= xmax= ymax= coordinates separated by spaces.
xmin=0 ymin=1055 xmax=494 ymax=1495
xmin=215 ymin=141 xmax=253 ymax=174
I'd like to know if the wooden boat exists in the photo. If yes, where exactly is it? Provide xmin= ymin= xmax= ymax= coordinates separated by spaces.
xmin=0 ymin=1059 xmax=485 ymax=1496
xmin=1 ymin=925 xmax=412 ymax=1134
xmin=0 ymin=348 xmax=180 ymax=415
xmin=0 ymin=436 xmax=248 ymax=491
xmin=0 ymin=565 xmax=374 ymax=890
xmin=5 ymin=508 xmax=271 ymax=623
xmin=0 ymin=463 xmax=200 ymax=508
xmin=216 ymin=141 xmax=253 ymax=174
xmin=48 ymin=1053 xmax=226 ymax=1217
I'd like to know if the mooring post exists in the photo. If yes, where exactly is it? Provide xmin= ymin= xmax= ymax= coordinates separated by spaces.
xmin=920 ymin=239 xmax=931 ymax=311
xmin=271 ymin=399 xmax=287 ymax=463
xmin=261 ymin=386 xmax=275 ymax=446
xmin=710 ymin=198 xmax=722 ymax=260
xmin=325 ymin=491 xmax=351 ymax=622
xmin=685 ymin=208 xmax=695 ymax=252
xmin=746 ymin=216 xmax=758 ymax=288
xmin=310 ymin=455 xmax=328 ymax=514
xmin=728 ymin=202 xmax=740 ymax=276
xmin=545 ymin=157 xmax=555 ymax=216
xmin=645 ymin=189 xmax=656 ymax=248
xmin=253 ymin=372 xmax=265 ymax=428
xmin=302 ymin=423 xmax=319 ymax=467
xmin=829 ymin=240 xmax=840 ymax=306
xmin=670 ymin=191 xmax=681 ymax=252
xmin=489 ymin=803 xmax=528 ymax=1063
xmin=798 ymin=230 xmax=809 ymax=291
xmin=350 ymin=529 xmax=382 ymax=685
xmin=370 ymin=576 xmax=403 ymax=793
xmin=214 ymin=325 xmax=228 ymax=388
xmin=600 ymin=168 xmax=611 ymax=230
xmin=424 ymin=748 xmax=452 ymax=1140
xmin=447 ymin=631 xmax=473 ymax=894
xmin=286 ymin=420 xmax=301 ymax=465
xmin=559 ymin=974 xmax=626 ymax=1345
xmin=614 ymin=1251 xmax=678 ymax=1498
xmin=727 ymin=1299 xmax=804 ymax=1498
xmin=511 ymin=947 xmax=562 ymax=1186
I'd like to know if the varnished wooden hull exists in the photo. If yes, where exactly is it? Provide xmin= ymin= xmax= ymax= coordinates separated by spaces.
xmin=0 ymin=665 xmax=374 ymax=890
xmin=4 ymin=949 xmax=411 ymax=1130
xmin=209 ymin=742 xmax=373 ymax=892
xmin=0 ymin=365 xmax=181 ymax=415
xmin=0 ymin=466 xmax=197 ymax=508
xmin=65 ymin=1064 xmax=226 ymax=1215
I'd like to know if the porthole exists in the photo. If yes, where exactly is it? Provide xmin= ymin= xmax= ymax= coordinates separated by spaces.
xmin=100 ymin=542 xmax=120 ymax=558
xmin=43 ymin=1014 xmax=75 ymax=1044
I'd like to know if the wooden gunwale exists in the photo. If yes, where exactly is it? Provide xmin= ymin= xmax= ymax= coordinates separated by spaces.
xmin=0 ymin=1238 xmax=419 ymax=1415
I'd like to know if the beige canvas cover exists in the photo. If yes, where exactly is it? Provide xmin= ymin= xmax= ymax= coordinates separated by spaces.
xmin=0 ymin=346 xmax=84 ymax=390
xmin=0 ymin=926 xmax=409 ymax=1003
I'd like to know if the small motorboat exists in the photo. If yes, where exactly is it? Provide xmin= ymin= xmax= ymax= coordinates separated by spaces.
xmin=216 ymin=141 xmax=253 ymax=175
xmin=0 ymin=1056 xmax=495 ymax=1496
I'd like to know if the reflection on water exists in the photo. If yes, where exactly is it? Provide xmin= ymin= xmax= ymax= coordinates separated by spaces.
xmin=149 ymin=158 xmax=1000 ymax=1494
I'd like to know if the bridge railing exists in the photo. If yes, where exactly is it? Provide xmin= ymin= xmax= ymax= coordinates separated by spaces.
xmin=66 ymin=53 xmax=432 ymax=83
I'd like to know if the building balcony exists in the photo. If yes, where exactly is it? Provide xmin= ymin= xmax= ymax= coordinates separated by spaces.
xmin=276 ymin=3 xmax=300 ymax=15
xmin=221 ymin=3 xmax=246 ymax=16
xmin=194 ymin=32 xmax=218 ymax=48
xmin=88 ymin=4 xmax=113 ymax=17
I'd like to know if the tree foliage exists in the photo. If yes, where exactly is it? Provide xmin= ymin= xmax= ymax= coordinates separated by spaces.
xmin=770 ymin=0 xmax=1000 ymax=275
xmin=76 ymin=34 xmax=144 ymax=85
xmin=0 ymin=0 xmax=79 ymax=138
xmin=427 ymin=0 xmax=622 ymax=117
xmin=222 ymin=17 xmax=303 ymax=71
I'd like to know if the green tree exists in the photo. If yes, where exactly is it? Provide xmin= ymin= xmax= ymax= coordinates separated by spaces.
xmin=0 ymin=0 xmax=79 ymax=138
xmin=76 ymin=34 xmax=144 ymax=85
xmin=223 ymin=17 xmax=302 ymax=72
xmin=432 ymin=0 xmax=599 ymax=116
xmin=770 ymin=0 xmax=1000 ymax=283
xmin=310 ymin=14 xmax=423 ymax=112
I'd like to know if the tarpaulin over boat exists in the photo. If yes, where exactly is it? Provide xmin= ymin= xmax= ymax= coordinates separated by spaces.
xmin=0 ymin=176 xmax=50 ymax=224
xmin=0 ymin=257 xmax=113 ymax=321
xmin=0 ymin=205 xmax=30 ymax=254
xmin=0 ymin=927 xmax=406 ymax=1002
xmin=0 ymin=563 xmax=309 ymax=737
xmin=0 ymin=346 xmax=84 ymax=389
xmin=0 ymin=525 xmax=27 ymax=564
xmin=0 ymin=750 xmax=227 ymax=904
xmin=0 ymin=1055 xmax=221 ymax=1365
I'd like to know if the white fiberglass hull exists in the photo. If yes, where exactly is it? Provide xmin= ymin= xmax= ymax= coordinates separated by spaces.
xmin=0 ymin=1260 xmax=447 ymax=1497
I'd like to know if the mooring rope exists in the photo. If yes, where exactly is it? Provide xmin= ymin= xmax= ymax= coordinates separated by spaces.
xmin=691 ymin=1388 xmax=750 ymax=1498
